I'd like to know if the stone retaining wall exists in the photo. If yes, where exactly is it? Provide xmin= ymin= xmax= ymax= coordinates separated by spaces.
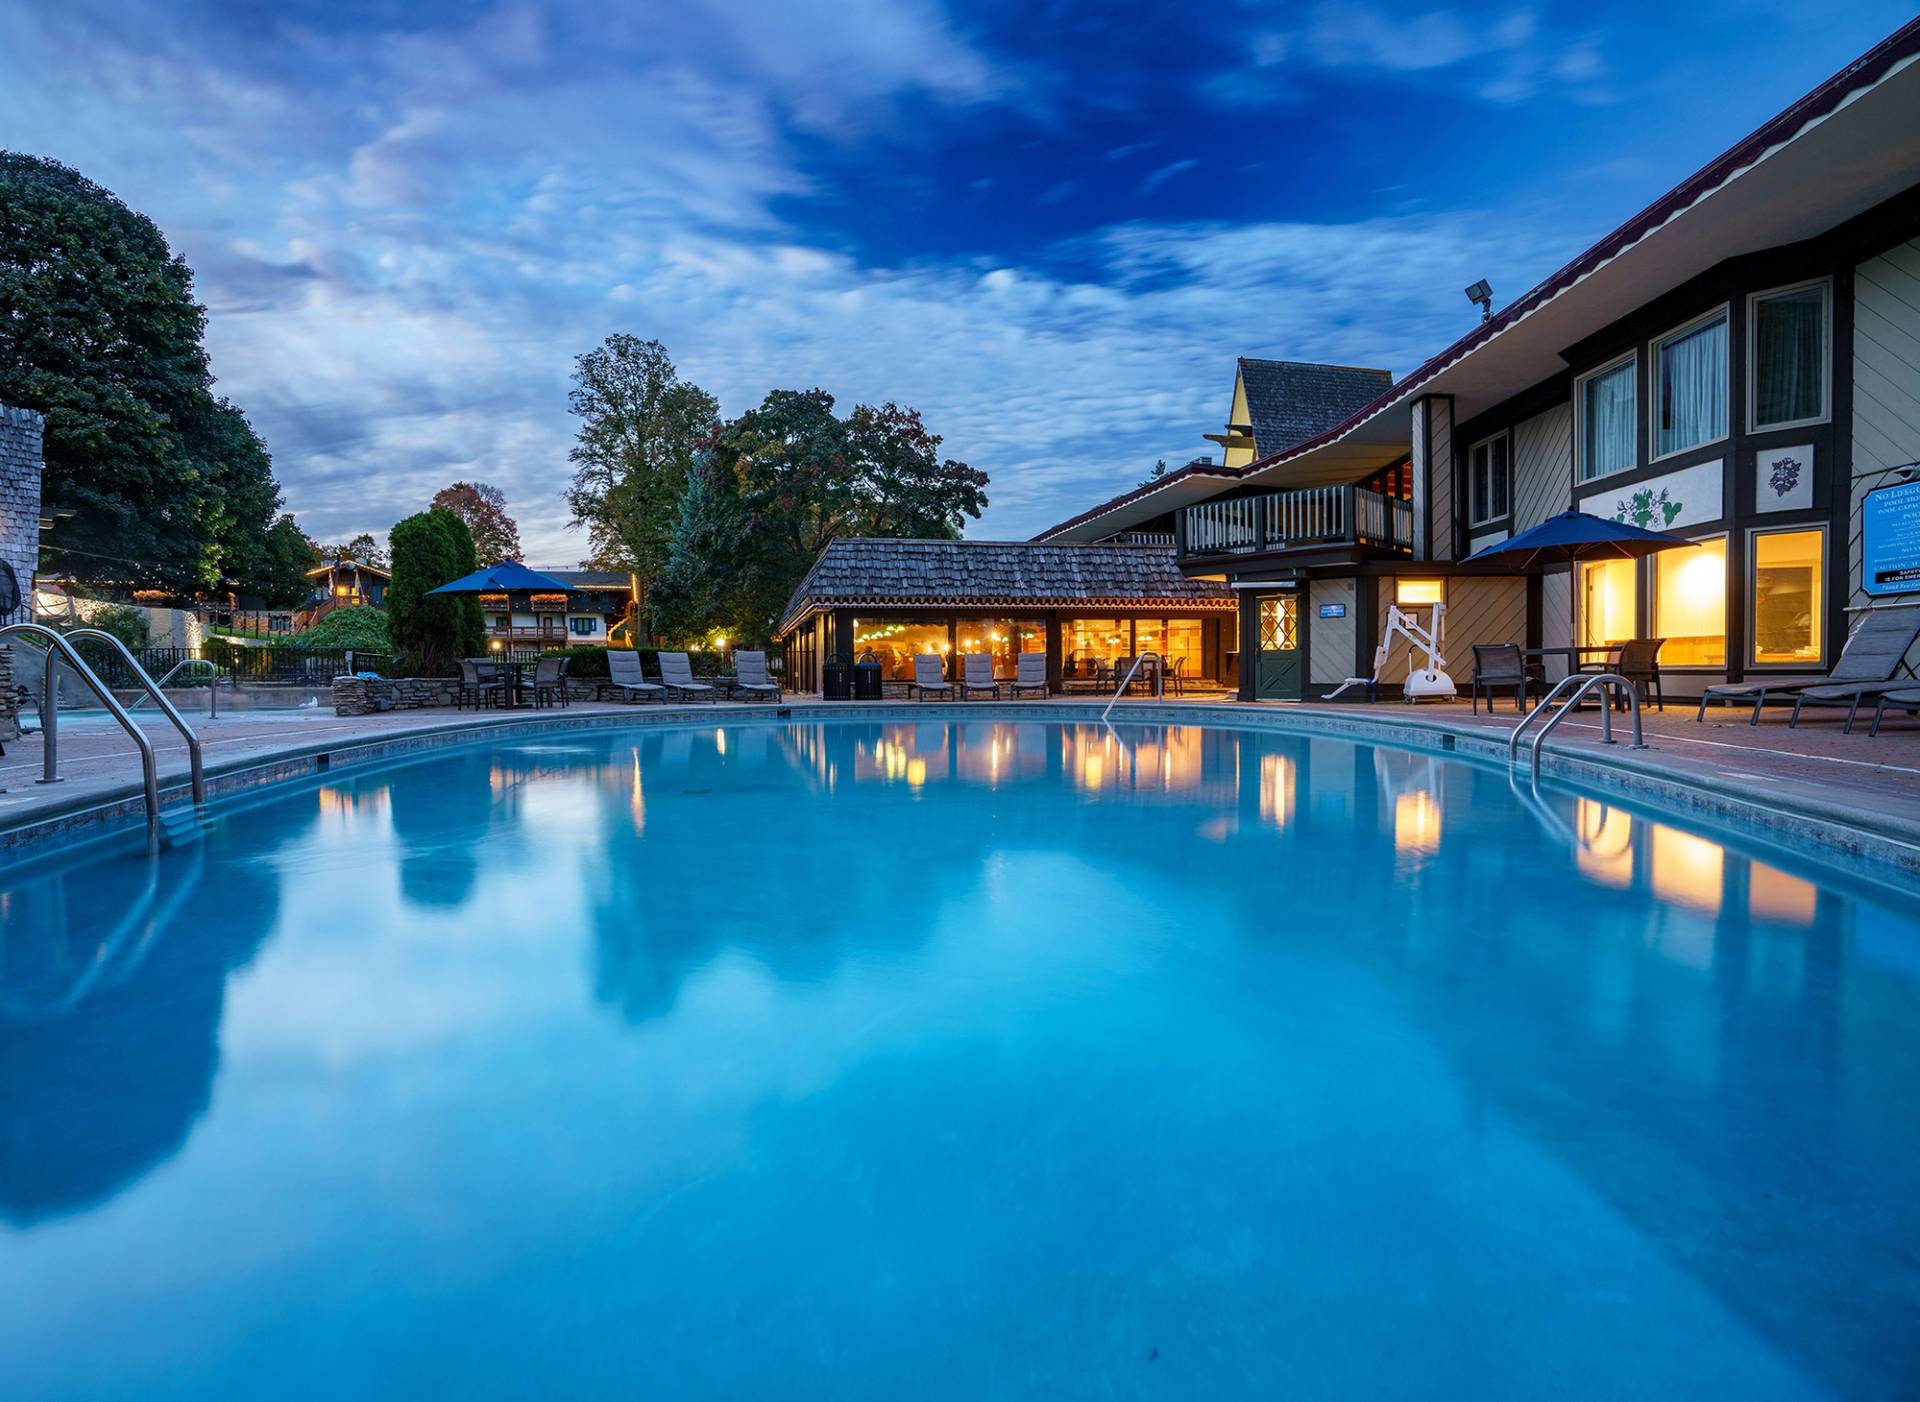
xmin=333 ymin=676 xmax=615 ymax=715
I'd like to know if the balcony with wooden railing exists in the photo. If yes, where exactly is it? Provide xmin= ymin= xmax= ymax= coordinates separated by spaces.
xmin=1178 ymin=485 xmax=1414 ymax=562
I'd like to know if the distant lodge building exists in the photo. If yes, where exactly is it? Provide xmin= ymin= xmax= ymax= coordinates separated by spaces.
xmin=480 ymin=570 xmax=637 ymax=652
xmin=782 ymin=21 xmax=1920 ymax=702
xmin=305 ymin=558 xmax=390 ymax=613
xmin=777 ymin=539 xmax=1235 ymax=694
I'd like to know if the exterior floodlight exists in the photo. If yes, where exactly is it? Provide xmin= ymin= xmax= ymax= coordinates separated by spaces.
xmin=1465 ymin=279 xmax=1493 ymax=321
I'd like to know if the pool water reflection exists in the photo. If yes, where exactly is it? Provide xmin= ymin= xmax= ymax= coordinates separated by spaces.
xmin=1 ymin=721 xmax=1917 ymax=1400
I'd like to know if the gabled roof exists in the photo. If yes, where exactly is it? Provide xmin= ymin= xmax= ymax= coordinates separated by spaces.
xmin=1236 ymin=359 xmax=1393 ymax=458
xmin=547 ymin=570 xmax=632 ymax=590
xmin=305 ymin=558 xmax=391 ymax=579
xmin=777 ymin=538 xmax=1234 ymax=634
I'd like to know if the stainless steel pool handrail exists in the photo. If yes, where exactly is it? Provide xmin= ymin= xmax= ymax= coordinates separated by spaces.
xmin=65 ymin=628 xmax=207 ymax=805
xmin=1101 ymin=651 xmax=1164 ymax=721
xmin=1507 ymin=672 xmax=1646 ymax=774
xmin=130 ymin=656 xmax=225 ymax=720
xmin=0 ymin=623 xmax=161 ymax=831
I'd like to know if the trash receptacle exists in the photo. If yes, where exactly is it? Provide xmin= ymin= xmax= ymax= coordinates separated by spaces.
xmin=823 ymin=661 xmax=851 ymax=700
xmin=852 ymin=657 xmax=882 ymax=700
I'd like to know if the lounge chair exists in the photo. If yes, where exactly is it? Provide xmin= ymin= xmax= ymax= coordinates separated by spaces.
xmin=1696 ymin=608 xmax=1920 ymax=728
xmin=530 ymin=655 xmax=571 ymax=708
xmin=732 ymin=649 xmax=782 ymax=702
xmin=908 ymin=653 xmax=953 ymax=701
xmin=1869 ymin=687 xmax=1920 ymax=737
xmin=958 ymin=653 xmax=1000 ymax=700
xmin=658 ymin=651 xmax=717 ymax=703
xmin=607 ymin=649 xmax=664 ymax=704
xmin=1009 ymin=652 xmax=1049 ymax=699
xmin=457 ymin=659 xmax=505 ymax=710
xmin=1470 ymin=644 xmax=1534 ymax=715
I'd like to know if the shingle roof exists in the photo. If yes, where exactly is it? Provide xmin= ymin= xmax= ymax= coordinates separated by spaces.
xmin=778 ymin=538 xmax=1234 ymax=634
xmin=1237 ymin=359 xmax=1393 ymax=458
xmin=548 ymin=570 xmax=631 ymax=589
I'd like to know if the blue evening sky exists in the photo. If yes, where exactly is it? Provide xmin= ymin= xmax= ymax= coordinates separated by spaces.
xmin=2 ymin=1 xmax=1912 ymax=557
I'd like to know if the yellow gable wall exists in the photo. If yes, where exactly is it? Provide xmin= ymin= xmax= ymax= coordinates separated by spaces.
xmin=1224 ymin=369 xmax=1255 ymax=467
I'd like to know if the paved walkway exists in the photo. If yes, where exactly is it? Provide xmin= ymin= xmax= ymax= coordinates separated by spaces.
xmin=3 ymin=695 xmax=1917 ymax=863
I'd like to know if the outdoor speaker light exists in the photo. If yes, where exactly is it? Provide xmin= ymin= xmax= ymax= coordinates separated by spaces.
xmin=1465 ymin=279 xmax=1493 ymax=321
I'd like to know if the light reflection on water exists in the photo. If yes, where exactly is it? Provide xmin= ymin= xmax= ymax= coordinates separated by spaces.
xmin=0 ymin=721 xmax=1916 ymax=1401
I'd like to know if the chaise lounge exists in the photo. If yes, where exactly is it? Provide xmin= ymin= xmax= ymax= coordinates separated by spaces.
xmin=909 ymin=653 xmax=953 ymax=701
xmin=1695 ymin=608 xmax=1920 ymax=729
xmin=608 ymin=649 xmax=663 ymax=704
xmin=1009 ymin=652 xmax=1049 ymax=699
xmin=658 ymin=651 xmax=716 ymax=703
xmin=732 ymin=649 xmax=782 ymax=703
xmin=958 ymin=653 xmax=1000 ymax=700
xmin=1869 ymin=686 xmax=1920 ymax=737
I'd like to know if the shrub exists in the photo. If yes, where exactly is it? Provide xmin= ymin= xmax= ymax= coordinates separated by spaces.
xmin=386 ymin=510 xmax=483 ymax=675
xmin=296 ymin=605 xmax=390 ymax=652
xmin=56 ymin=602 xmax=151 ymax=650
xmin=536 ymin=645 xmax=610 ymax=678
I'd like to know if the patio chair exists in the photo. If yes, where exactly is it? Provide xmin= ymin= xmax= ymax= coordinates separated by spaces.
xmin=530 ymin=655 xmax=570 ymax=709
xmin=958 ymin=652 xmax=1000 ymax=700
xmin=457 ymin=659 xmax=505 ymax=710
xmin=1611 ymin=637 xmax=1666 ymax=712
xmin=1868 ymin=687 xmax=1920 ymax=738
xmin=607 ymin=649 xmax=664 ymax=704
xmin=1009 ymin=652 xmax=1049 ymax=699
xmin=732 ymin=649 xmax=782 ymax=703
xmin=908 ymin=653 xmax=953 ymax=701
xmin=658 ymin=651 xmax=717 ymax=703
xmin=1696 ymin=608 xmax=1920 ymax=728
xmin=1470 ymin=644 xmax=1534 ymax=715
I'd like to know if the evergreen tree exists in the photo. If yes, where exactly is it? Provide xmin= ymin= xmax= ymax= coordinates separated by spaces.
xmin=386 ymin=510 xmax=483 ymax=675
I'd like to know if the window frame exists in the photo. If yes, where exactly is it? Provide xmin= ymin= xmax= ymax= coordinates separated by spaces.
xmin=1650 ymin=530 xmax=1730 ymax=671
xmin=1745 ymin=277 xmax=1832 ymax=434
xmin=1574 ymin=350 xmax=1639 ymax=484
xmin=1744 ymin=522 xmax=1828 ymax=671
xmin=1649 ymin=304 xmax=1732 ymax=465
xmin=1466 ymin=430 xmax=1511 ymax=528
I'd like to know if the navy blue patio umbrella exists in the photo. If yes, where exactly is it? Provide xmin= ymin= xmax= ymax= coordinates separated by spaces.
xmin=1461 ymin=509 xmax=1697 ymax=657
xmin=1460 ymin=509 xmax=1696 ymax=570
xmin=427 ymin=561 xmax=578 ymax=595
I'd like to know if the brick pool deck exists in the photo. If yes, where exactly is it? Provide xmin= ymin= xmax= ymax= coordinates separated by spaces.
xmin=3 ymin=695 xmax=1917 ymax=875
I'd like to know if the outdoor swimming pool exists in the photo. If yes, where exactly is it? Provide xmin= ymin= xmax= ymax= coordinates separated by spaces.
xmin=2 ymin=719 xmax=1917 ymax=1399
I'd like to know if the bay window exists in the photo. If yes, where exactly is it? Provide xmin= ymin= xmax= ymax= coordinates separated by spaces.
xmin=1654 ymin=310 xmax=1728 ymax=458
xmin=1578 ymin=356 xmax=1636 ymax=481
xmin=1749 ymin=282 xmax=1829 ymax=430
xmin=1467 ymin=433 xmax=1510 ymax=526
xmin=1749 ymin=528 xmax=1824 ymax=666
xmin=1653 ymin=536 xmax=1727 ymax=667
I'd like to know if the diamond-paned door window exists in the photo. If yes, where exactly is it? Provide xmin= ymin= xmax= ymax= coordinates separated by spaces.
xmin=1259 ymin=596 xmax=1297 ymax=650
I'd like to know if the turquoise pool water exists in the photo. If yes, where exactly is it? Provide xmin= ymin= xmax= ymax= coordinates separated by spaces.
xmin=2 ymin=720 xmax=1917 ymax=1399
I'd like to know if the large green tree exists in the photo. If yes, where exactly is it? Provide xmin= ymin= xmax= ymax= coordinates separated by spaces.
xmin=0 ymin=153 xmax=294 ymax=597
xmin=654 ymin=388 xmax=987 ymax=644
xmin=386 ymin=509 xmax=483 ymax=675
xmin=565 ymin=336 xmax=718 ymax=638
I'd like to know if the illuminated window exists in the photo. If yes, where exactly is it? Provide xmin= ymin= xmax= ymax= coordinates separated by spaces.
xmin=1654 ymin=309 xmax=1728 ymax=458
xmin=1396 ymin=579 xmax=1445 ymax=607
xmin=1653 ymin=537 xmax=1727 ymax=667
xmin=1749 ymin=528 xmax=1823 ymax=666
xmin=1578 ymin=558 xmax=1638 ymax=648
xmin=854 ymin=618 xmax=951 ymax=680
xmin=1064 ymin=618 xmax=1129 ymax=678
xmin=955 ymin=619 xmax=1043 ymax=678
xmin=1165 ymin=619 xmax=1204 ymax=677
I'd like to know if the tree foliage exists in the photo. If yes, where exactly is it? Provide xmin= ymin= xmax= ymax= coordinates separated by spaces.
xmin=386 ymin=510 xmax=483 ymax=675
xmin=295 ymin=604 xmax=391 ymax=652
xmin=315 ymin=532 xmax=387 ymax=568
xmin=430 ymin=481 xmax=522 ymax=564
xmin=565 ymin=336 xmax=719 ymax=629
xmin=652 ymin=388 xmax=988 ymax=645
xmin=0 ymin=153 xmax=293 ymax=599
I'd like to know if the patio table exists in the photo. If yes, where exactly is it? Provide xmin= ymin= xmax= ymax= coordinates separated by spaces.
xmin=469 ymin=658 xmax=533 ymax=707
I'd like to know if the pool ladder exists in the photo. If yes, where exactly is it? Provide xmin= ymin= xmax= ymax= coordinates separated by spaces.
xmin=0 ymin=623 xmax=206 ymax=837
xmin=1507 ymin=672 xmax=1647 ymax=776
xmin=1100 ymin=651 xmax=1165 ymax=721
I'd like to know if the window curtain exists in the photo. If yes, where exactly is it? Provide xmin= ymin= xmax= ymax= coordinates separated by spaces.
xmin=1582 ymin=362 xmax=1635 ymax=479
xmin=1658 ymin=316 xmax=1727 ymax=456
xmin=1753 ymin=289 xmax=1824 ymax=427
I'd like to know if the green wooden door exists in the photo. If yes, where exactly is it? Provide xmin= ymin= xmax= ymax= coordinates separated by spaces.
xmin=1255 ymin=594 xmax=1302 ymax=700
